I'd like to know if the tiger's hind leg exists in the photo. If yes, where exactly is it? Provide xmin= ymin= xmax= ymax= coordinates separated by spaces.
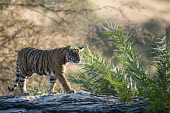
xmin=48 ymin=76 xmax=58 ymax=95
xmin=19 ymin=74 xmax=32 ymax=96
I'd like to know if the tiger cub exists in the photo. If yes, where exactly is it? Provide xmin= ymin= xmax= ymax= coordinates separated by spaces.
xmin=8 ymin=46 xmax=84 ymax=95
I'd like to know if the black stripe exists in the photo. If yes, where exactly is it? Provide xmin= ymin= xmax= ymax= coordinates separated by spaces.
xmin=49 ymin=71 xmax=51 ymax=76
xmin=15 ymin=78 xmax=19 ymax=81
xmin=61 ymin=48 xmax=66 ymax=53
xmin=36 ymin=71 xmax=43 ymax=76
xmin=32 ymin=50 xmax=41 ymax=70
xmin=32 ymin=50 xmax=41 ymax=71
xmin=63 ymin=55 xmax=67 ymax=64
xmin=50 ymin=81 xmax=55 ymax=83
xmin=20 ymin=74 xmax=26 ymax=78
xmin=50 ymin=78 xmax=56 ymax=81
xmin=40 ymin=51 xmax=46 ymax=71
xmin=15 ymin=74 xmax=20 ymax=82
xmin=42 ymin=70 xmax=46 ymax=75
xmin=46 ymin=51 xmax=53 ymax=73
xmin=16 ymin=69 xmax=20 ymax=73
xmin=20 ymin=80 xmax=25 ymax=82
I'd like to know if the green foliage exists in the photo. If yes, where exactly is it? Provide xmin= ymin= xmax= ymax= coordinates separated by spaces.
xmin=70 ymin=49 xmax=117 ymax=95
xmin=152 ymin=28 xmax=170 ymax=91
xmin=70 ymin=23 xmax=170 ymax=112
xmin=103 ymin=23 xmax=150 ymax=93
xmin=27 ymin=84 xmax=48 ymax=95
xmin=145 ymin=28 xmax=170 ymax=113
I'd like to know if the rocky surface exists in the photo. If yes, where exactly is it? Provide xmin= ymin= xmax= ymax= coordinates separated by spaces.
xmin=0 ymin=92 xmax=148 ymax=113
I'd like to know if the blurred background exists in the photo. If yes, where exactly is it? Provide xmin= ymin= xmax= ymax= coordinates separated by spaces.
xmin=0 ymin=0 xmax=170 ymax=95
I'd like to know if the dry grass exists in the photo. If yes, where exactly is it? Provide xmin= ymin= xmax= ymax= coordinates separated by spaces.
xmin=90 ymin=0 xmax=170 ymax=22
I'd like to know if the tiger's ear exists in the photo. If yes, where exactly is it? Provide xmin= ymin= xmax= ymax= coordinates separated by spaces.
xmin=79 ymin=46 xmax=84 ymax=51
xmin=66 ymin=46 xmax=71 ymax=52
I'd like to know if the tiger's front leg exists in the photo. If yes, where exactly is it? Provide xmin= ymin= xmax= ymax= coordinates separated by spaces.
xmin=57 ymin=73 xmax=76 ymax=93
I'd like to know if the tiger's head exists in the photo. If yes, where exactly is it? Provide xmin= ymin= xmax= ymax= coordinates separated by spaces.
xmin=65 ymin=46 xmax=84 ymax=64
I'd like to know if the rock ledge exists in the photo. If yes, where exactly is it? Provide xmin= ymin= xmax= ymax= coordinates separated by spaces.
xmin=0 ymin=92 xmax=147 ymax=113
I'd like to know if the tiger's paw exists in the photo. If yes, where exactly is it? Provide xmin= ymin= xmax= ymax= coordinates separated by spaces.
xmin=48 ymin=92 xmax=58 ymax=95
xmin=68 ymin=88 xmax=76 ymax=94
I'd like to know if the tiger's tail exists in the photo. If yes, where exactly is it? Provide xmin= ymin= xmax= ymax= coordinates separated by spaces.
xmin=8 ymin=63 xmax=20 ymax=92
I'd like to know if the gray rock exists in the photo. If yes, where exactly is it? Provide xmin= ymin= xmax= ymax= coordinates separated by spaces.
xmin=0 ymin=108 xmax=27 ymax=113
xmin=0 ymin=91 xmax=148 ymax=113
